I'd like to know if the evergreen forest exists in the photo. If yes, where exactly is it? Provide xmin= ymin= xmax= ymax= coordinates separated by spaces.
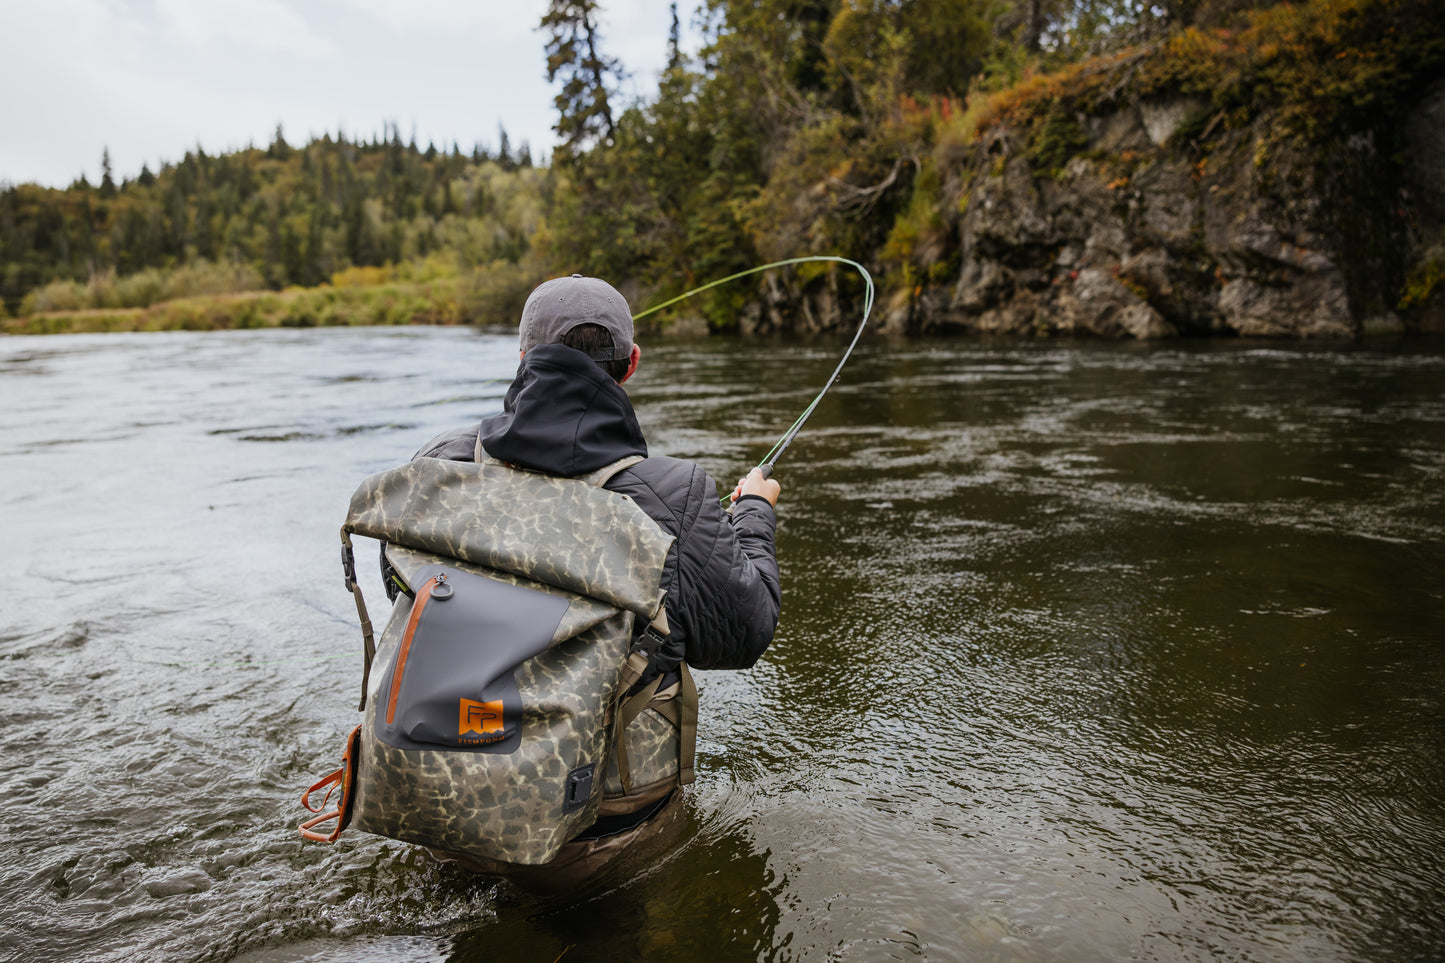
xmin=3 ymin=0 xmax=1442 ymax=335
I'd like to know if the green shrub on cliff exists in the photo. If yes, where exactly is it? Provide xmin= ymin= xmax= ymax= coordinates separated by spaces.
xmin=1399 ymin=251 xmax=1443 ymax=311
xmin=1028 ymin=100 xmax=1090 ymax=175
xmin=1137 ymin=0 xmax=1445 ymax=137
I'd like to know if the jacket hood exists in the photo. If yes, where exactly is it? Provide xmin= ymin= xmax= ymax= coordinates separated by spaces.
xmin=479 ymin=342 xmax=647 ymax=476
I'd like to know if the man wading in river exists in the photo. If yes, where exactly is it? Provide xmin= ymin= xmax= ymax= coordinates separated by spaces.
xmin=411 ymin=274 xmax=782 ymax=885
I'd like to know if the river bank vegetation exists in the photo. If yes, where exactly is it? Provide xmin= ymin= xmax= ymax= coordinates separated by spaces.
xmin=4 ymin=0 xmax=1443 ymax=337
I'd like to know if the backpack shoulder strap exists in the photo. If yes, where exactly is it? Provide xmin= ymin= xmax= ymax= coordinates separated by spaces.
xmin=582 ymin=454 xmax=645 ymax=488
xmin=472 ymin=428 xmax=644 ymax=489
xmin=340 ymin=530 xmax=377 ymax=712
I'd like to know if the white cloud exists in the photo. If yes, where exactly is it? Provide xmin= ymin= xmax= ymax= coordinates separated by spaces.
xmin=0 ymin=0 xmax=158 ymax=183
xmin=155 ymin=0 xmax=336 ymax=58
xmin=0 ymin=0 xmax=693 ymax=187
xmin=328 ymin=0 xmax=544 ymax=37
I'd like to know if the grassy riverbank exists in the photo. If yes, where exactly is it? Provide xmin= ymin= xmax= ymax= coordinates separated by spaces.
xmin=1 ymin=264 xmax=534 ymax=335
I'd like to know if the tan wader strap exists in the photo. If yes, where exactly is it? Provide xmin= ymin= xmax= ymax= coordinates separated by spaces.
xmin=340 ymin=531 xmax=377 ymax=712
xmin=613 ymin=599 xmax=678 ymax=795
xmin=617 ymin=604 xmax=671 ymax=686
xmin=612 ymin=673 xmax=665 ymax=796
xmin=678 ymin=662 xmax=698 ymax=785
xmin=611 ymin=659 xmax=699 ymax=795
xmin=617 ymin=650 xmax=650 ymax=692
xmin=641 ymin=663 xmax=697 ymax=786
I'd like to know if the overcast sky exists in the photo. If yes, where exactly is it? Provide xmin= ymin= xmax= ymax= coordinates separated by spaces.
xmin=0 ymin=0 xmax=699 ymax=188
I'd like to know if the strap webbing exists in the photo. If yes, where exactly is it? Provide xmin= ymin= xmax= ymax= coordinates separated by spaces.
xmin=298 ymin=725 xmax=362 ymax=843
xmin=612 ymin=673 xmax=665 ymax=796
xmin=472 ymin=430 xmax=643 ymax=490
xmin=582 ymin=454 xmax=645 ymax=488
xmin=678 ymin=662 xmax=698 ymax=785
xmin=617 ymin=650 xmax=651 ymax=692
xmin=341 ymin=531 xmax=376 ymax=712
xmin=611 ymin=658 xmax=699 ymax=795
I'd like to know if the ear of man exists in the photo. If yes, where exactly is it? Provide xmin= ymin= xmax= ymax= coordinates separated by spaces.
xmin=621 ymin=344 xmax=641 ymax=383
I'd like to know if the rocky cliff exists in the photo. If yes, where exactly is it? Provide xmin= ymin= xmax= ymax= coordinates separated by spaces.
xmin=885 ymin=78 xmax=1445 ymax=339
xmin=730 ymin=2 xmax=1445 ymax=342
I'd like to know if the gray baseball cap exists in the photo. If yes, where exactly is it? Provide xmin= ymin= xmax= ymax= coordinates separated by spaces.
xmin=518 ymin=274 xmax=634 ymax=361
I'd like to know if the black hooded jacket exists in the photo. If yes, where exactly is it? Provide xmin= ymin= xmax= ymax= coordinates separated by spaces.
xmin=416 ymin=343 xmax=781 ymax=676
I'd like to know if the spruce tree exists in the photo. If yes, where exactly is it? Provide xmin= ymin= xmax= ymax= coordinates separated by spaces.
xmin=100 ymin=148 xmax=116 ymax=198
xmin=540 ymin=0 xmax=623 ymax=162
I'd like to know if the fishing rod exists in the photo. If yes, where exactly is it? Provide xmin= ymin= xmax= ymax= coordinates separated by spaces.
xmin=633 ymin=255 xmax=876 ymax=484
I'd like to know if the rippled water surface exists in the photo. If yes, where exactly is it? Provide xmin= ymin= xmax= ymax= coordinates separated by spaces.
xmin=1 ymin=329 xmax=1442 ymax=962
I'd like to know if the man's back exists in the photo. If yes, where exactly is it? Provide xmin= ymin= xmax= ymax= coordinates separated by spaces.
xmin=417 ymin=342 xmax=780 ymax=682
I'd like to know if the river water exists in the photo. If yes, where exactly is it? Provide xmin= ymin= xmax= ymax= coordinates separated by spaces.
xmin=1 ymin=328 xmax=1442 ymax=963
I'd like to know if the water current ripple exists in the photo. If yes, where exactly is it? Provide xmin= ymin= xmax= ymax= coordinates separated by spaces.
xmin=1 ymin=331 xmax=1443 ymax=962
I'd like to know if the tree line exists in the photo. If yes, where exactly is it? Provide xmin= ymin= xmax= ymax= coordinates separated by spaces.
xmin=1 ymin=126 xmax=540 ymax=316
xmin=4 ymin=0 xmax=1440 ymax=328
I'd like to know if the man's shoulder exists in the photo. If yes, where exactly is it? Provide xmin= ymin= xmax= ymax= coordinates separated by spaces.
xmin=621 ymin=454 xmax=707 ymax=492
xmin=414 ymin=423 xmax=481 ymax=462
xmin=606 ymin=455 xmax=713 ymax=528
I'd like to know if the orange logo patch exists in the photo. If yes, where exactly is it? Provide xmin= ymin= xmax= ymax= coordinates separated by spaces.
xmin=459 ymin=698 xmax=504 ymax=736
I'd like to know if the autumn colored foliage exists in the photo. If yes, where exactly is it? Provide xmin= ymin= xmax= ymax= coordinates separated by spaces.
xmin=4 ymin=0 xmax=1441 ymax=332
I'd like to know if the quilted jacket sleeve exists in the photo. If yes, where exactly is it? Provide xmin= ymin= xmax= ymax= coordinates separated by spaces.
xmin=613 ymin=457 xmax=781 ymax=672
xmin=679 ymin=481 xmax=781 ymax=670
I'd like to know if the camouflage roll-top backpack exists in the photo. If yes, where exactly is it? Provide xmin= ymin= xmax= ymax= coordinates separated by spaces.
xmin=297 ymin=451 xmax=697 ymax=866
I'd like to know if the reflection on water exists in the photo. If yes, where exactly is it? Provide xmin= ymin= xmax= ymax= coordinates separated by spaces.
xmin=1 ymin=330 xmax=1442 ymax=962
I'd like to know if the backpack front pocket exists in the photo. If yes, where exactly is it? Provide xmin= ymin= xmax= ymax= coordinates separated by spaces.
xmin=378 ymin=565 xmax=569 ymax=754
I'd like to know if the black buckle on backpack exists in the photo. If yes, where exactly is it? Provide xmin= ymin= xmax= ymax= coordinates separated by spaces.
xmin=379 ymin=543 xmax=402 ymax=602
xmin=564 ymin=764 xmax=596 ymax=813
xmin=633 ymin=622 xmax=666 ymax=659
xmin=341 ymin=542 xmax=357 ymax=586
